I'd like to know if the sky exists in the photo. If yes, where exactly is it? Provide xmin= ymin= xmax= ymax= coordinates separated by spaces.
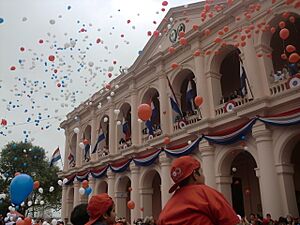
xmin=0 ymin=0 xmax=200 ymax=163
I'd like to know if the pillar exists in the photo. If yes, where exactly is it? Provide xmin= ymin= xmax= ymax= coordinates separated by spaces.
xmin=199 ymin=140 xmax=216 ymax=188
xmin=88 ymin=176 xmax=96 ymax=200
xmin=107 ymin=169 xmax=116 ymax=202
xmin=205 ymin=71 xmax=222 ymax=117
xmin=157 ymin=72 xmax=173 ymax=134
xmin=192 ymin=40 xmax=210 ymax=118
xmin=65 ymin=186 xmax=74 ymax=224
xmin=276 ymin=164 xmax=299 ymax=217
xmin=61 ymin=186 xmax=67 ymax=221
xmin=252 ymin=121 xmax=282 ymax=218
xmin=216 ymin=175 xmax=233 ymax=205
xmin=108 ymin=104 xmax=117 ymax=154
xmin=130 ymin=87 xmax=140 ymax=145
xmin=159 ymin=152 xmax=172 ymax=207
xmin=130 ymin=162 xmax=141 ymax=222
xmin=73 ymin=180 xmax=80 ymax=207
xmin=75 ymin=124 xmax=83 ymax=167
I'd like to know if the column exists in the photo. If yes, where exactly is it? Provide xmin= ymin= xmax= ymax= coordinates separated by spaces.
xmin=157 ymin=72 xmax=173 ymax=134
xmin=215 ymin=175 xmax=233 ymax=205
xmin=241 ymin=36 xmax=269 ymax=98
xmin=130 ymin=87 xmax=140 ymax=145
xmin=65 ymin=186 xmax=74 ymax=224
xmin=159 ymin=152 xmax=172 ymax=207
xmin=90 ymin=113 xmax=98 ymax=161
xmin=199 ymin=141 xmax=216 ymax=188
xmin=61 ymin=186 xmax=67 ymax=221
xmin=191 ymin=40 xmax=210 ymax=118
xmin=252 ymin=121 xmax=282 ymax=218
xmin=205 ymin=71 xmax=222 ymax=117
xmin=75 ymin=124 xmax=83 ymax=167
xmin=276 ymin=164 xmax=299 ymax=217
xmin=73 ymin=180 xmax=80 ymax=207
xmin=139 ymin=188 xmax=153 ymax=218
xmin=64 ymin=130 xmax=70 ymax=170
xmin=108 ymin=104 xmax=117 ymax=154
xmin=88 ymin=176 xmax=96 ymax=200
xmin=130 ymin=162 xmax=141 ymax=222
xmin=107 ymin=169 xmax=116 ymax=202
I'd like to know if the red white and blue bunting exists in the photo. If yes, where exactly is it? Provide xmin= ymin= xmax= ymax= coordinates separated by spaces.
xmin=63 ymin=107 xmax=300 ymax=185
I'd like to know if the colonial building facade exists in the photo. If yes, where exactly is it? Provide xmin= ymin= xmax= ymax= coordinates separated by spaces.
xmin=59 ymin=0 xmax=300 ymax=224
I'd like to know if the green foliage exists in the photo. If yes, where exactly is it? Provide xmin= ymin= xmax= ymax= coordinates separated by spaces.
xmin=0 ymin=141 xmax=61 ymax=216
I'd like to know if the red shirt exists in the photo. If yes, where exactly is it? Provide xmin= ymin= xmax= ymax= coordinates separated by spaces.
xmin=158 ymin=184 xmax=239 ymax=225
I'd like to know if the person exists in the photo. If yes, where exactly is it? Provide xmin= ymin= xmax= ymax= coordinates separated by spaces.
xmin=71 ymin=203 xmax=89 ymax=225
xmin=158 ymin=155 xmax=239 ymax=225
xmin=263 ymin=213 xmax=274 ymax=225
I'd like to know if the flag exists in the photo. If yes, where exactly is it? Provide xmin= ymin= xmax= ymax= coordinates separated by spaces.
xmin=170 ymin=97 xmax=182 ymax=116
xmin=50 ymin=147 xmax=61 ymax=167
xmin=84 ymin=144 xmax=90 ymax=161
xmin=151 ymin=100 xmax=158 ymax=121
xmin=122 ymin=120 xmax=131 ymax=140
xmin=186 ymin=80 xmax=195 ymax=111
xmin=92 ymin=132 xmax=105 ymax=154
xmin=239 ymin=59 xmax=247 ymax=97
xmin=145 ymin=120 xmax=154 ymax=135
xmin=68 ymin=152 xmax=75 ymax=165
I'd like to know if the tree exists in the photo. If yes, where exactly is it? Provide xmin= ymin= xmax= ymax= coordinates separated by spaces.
xmin=0 ymin=141 xmax=61 ymax=217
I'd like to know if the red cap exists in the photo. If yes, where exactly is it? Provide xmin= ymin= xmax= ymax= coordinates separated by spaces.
xmin=85 ymin=193 xmax=113 ymax=225
xmin=169 ymin=156 xmax=200 ymax=193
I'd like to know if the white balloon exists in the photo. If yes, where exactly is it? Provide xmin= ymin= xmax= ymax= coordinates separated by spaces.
xmin=28 ymin=201 xmax=32 ymax=207
xmin=167 ymin=24 xmax=172 ymax=29
xmin=114 ymin=109 xmax=120 ymax=115
xmin=51 ymin=219 xmax=57 ymax=225
xmin=107 ymin=96 xmax=111 ymax=100
xmin=8 ymin=206 xmax=13 ymax=211
xmin=103 ymin=117 xmax=108 ymax=122
xmin=57 ymin=180 xmax=63 ymax=186
xmin=49 ymin=186 xmax=54 ymax=192
xmin=40 ymin=200 xmax=44 ymax=205
xmin=169 ymin=17 xmax=173 ymax=22
xmin=11 ymin=207 xmax=15 ymax=212
xmin=115 ymin=84 xmax=119 ymax=89
xmin=116 ymin=121 xmax=121 ymax=125
xmin=34 ymin=200 xmax=38 ymax=205
xmin=38 ymin=188 xmax=43 ymax=194
xmin=110 ymin=92 xmax=115 ymax=96
xmin=88 ymin=61 xmax=94 ymax=67
xmin=137 ymin=119 xmax=143 ymax=123
xmin=108 ymin=66 xmax=114 ymax=72
xmin=232 ymin=167 xmax=237 ymax=172
xmin=21 ymin=202 xmax=25 ymax=206
xmin=74 ymin=127 xmax=80 ymax=134
xmin=188 ymin=140 xmax=192 ymax=145
xmin=79 ymin=187 xmax=85 ymax=195
xmin=79 ymin=142 xmax=85 ymax=149
xmin=63 ymin=178 xmax=68 ymax=184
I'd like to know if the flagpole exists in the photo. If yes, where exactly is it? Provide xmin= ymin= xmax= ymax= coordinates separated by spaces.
xmin=59 ymin=146 xmax=64 ymax=168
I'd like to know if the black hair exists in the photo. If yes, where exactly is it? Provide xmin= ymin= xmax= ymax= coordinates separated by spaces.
xmin=70 ymin=203 xmax=89 ymax=225
xmin=178 ymin=168 xmax=201 ymax=188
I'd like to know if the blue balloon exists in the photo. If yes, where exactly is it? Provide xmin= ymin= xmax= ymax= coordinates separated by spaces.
xmin=10 ymin=174 xmax=33 ymax=205
xmin=0 ymin=18 xmax=4 ymax=24
xmin=85 ymin=187 xmax=92 ymax=196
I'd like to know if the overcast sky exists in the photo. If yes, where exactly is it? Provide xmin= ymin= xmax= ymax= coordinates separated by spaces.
xmin=0 ymin=0 xmax=200 ymax=163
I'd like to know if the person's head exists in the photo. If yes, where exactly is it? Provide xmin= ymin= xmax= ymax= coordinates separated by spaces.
xmin=168 ymin=155 xmax=204 ymax=193
xmin=250 ymin=214 xmax=256 ymax=220
xmin=70 ymin=204 xmax=89 ymax=225
xmin=86 ymin=193 xmax=115 ymax=225
xmin=266 ymin=214 xmax=272 ymax=219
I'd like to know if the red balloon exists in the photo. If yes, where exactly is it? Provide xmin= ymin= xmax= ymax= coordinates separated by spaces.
xmin=162 ymin=1 xmax=168 ymax=6
xmin=223 ymin=26 xmax=229 ymax=33
xmin=289 ymin=53 xmax=300 ymax=63
xmin=179 ymin=37 xmax=187 ymax=46
xmin=16 ymin=220 xmax=25 ymax=225
xmin=83 ymin=139 xmax=89 ymax=145
xmin=147 ymin=31 xmax=152 ymax=36
xmin=168 ymin=47 xmax=175 ymax=54
xmin=178 ymin=31 xmax=185 ymax=38
xmin=108 ymin=72 xmax=112 ymax=78
xmin=48 ymin=55 xmax=55 ymax=62
xmin=153 ymin=30 xmax=159 ymax=37
xmin=38 ymin=39 xmax=44 ymax=44
xmin=10 ymin=66 xmax=16 ymax=71
xmin=193 ymin=50 xmax=201 ymax=57
xmin=194 ymin=96 xmax=203 ymax=107
xmin=20 ymin=47 xmax=25 ymax=52
xmin=282 ymin=12 xmax=290 ymax=19
xmin=286 ymin=45 xmax=296 ymax=53
xmin=82 ymin=180 xmax=89 ymax=189
xmin=289 ymin=16 xmax=295 ymax=23
xmin=171 ymin=63 xmax=179 ymax=69
xmin=57 ymin=83 xmax=61 ymax=88
xmin=204 ymin=29 xmax=211 ymax=36
xmin=281 ymin=53 xmax=288 ymax=60
xmin=279 ymin=21 xmax=286 ymax=29
xmin=1 ymin=119 xmax=7 ymax=126
xmin=137 ymin=104 xmax=152 ymax=121
xmin=192 ymin=24 xmax=199 ymax=31
xmin=127 ymin=200 xmax=135 ymax=209
xmin=105 ymin=83 xmax=111 ymax=90
xmin=24 ymin=217 xmax=32 ymax=225
xmin=163 ymin=137 xmax=170 ymax=145
xmin=96 ymin=38 xmax=101 ymax=44
xmin=240 ymin=41 xmax=246 ymax=47
xmin=15 ymin=172 xmax=20 ymax=177
xmin=34 ymin=181 xmax=40 ymax=189
xmin=270 ymin=27 xmax=276 ymax=33
xmin=279 ymin=28 xmax=290 ymax=40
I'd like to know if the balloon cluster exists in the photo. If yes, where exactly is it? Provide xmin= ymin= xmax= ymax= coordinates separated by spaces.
xmin=79 ymin=180 xmax=92 ymax=196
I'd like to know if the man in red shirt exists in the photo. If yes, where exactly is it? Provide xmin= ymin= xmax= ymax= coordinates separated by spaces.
xmin=158 ymin=155 xmax=239 ymax=225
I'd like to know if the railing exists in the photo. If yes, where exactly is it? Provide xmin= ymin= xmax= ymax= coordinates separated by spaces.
xmin=118 ymin=141 xmax=132 ymax=150
xmin=215 ymin=97 xmax=253 ymax=116
xmin=142 ymin=130 xmax=162 ymax=143
xmin=269 ymin=79 xmax=289 ymax=95
xmin=173 ymin=111 xmax=202 ymax=131
xmin=97 ymin=147 xmax=109 ymax=158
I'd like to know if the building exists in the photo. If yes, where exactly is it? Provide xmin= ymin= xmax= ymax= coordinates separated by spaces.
xmin=59 ymin=0 xmax=300 ymax=223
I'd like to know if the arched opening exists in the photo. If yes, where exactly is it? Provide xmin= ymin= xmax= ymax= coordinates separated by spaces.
xmin=291 ymin=141 xmax=300 ymax=215
xmin=140 ymin=170 xmax=162 ymax=221
xmin=115 ymin=176 xmax=131 ymax=223
xmin=70 ymin=134 xmax=77 ymax=167
xmin=231 ymin=151 xmax=261 ymax=217
xmin=141 ymin=88 xmax=161 ymax=141
xmin=83 ymin=125 xmax=92 ymax=162
xmin=270 ymin=15 xmax=300 ymax=77
xmin=95 ymin=180 xmax=108 ymax=194
xmin=117 ymin=103 xmax=132 ymax=150
xmin=220 ymin=48 xmax=245 ymax=104
xmin=97 ymin=115 xmax=109 ymax=157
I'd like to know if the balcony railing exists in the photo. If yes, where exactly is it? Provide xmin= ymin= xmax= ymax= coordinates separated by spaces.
xmin=215 ymin=97 xmax=253 ymax=116
xmin=142 ymin=129 xmax=162 ymax=143
xmin=173 ymin=111 xmax=202 ymax=131
xmin=269 ymin=79 xmax=289 ymax=96
xmin=118 ymin=141 xmax=132 ymax=150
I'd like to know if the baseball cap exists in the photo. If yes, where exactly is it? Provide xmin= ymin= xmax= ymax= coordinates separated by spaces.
xmin=85 ymin=193 xmax=113 ymax=225
xmin=169 ymin=155 xmax=200 ymax=193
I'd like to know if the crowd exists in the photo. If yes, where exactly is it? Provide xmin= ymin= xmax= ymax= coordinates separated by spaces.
xmin=1 ymin=156 xmax=300 ymax=225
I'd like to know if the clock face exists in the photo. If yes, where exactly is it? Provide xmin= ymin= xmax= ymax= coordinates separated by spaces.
xmin=169 ymin=29 xmax=177 ymax=43
xmin=177 ymin=23 xmax=186 ymax=34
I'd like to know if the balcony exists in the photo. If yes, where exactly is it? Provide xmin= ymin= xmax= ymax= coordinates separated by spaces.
xmin=269 ymin=78 xmax=289 ymax=96
xmin=215 ymin=97 xmax=253 ymax=116
xmin=173 ymin=110 xmax=202 ymax=131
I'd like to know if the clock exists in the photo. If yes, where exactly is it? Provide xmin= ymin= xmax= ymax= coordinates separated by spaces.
xmin=169 ymin=29 xmax=177 ymax=43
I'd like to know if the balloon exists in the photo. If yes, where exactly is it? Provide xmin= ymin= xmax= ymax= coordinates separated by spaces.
xmin=127 ymin=200 xmax=135 ymax=209
xmin=162 ymin=1 xmax=168 ymax=6
xmin=289 ymin=16 xmax=295 ymax=23
xmin=38 ymin=188 xmax=43 ymax=194
xmin=192 ymin=24 xmax=199 ymax=31
xmin=279 ymin=21 xmax=286 ymax=29
xmin=171 ymin=63 xmax=179 ymax=69
xmin=0 ymin=18 xmax=4 ymax=24
xmin=83 ymin=139 xmax=89 ymax=145
xmin=163 ymin=137 xmax=170 ymax=145
xmin=74 ymin=127 xmax=80 ymax=134
xmin=82 ymin=180 xmax=89 ymax=188
xmin=179 ymin=38 xmax=187 ymax=46
xmin=10 ymin=66 xmax=16 ymax=71
xmin=79 ymin=187 xmax=85 ymax=195
xmin=279 ymin=28 xmax=289 ymax=40
xmin=16 ymin=220 xmax=25 ymax=225
xmin=40 ymin=200 xmax=44 ymax=205
xmin=137 ymin=104 xmax=152 ymax=121
xmin=281 ymin=53 xmax=288 ymax=60
xmin=270 ymin=27 xmax=276 ymax=33
xmin=63 ymin=178 xmax=68 ymax=184
xmin=286 ymin=45 xmax=296 ymax=53
xmin=51 ymin=219 xmax=57 ymax=225
xmin=33 ymin=181 xmax=40 ymax=189
xmin=10 ymin=174 xmax=33 ymax=205
xmin=79 ymin=142 xmax=85 ymax=149
xmin=27 ymin=201 xmax=32 ymax=207
xmin=193 ymin=50 xmax=201 ymax=57
xmin=289 ymin=53 xmax=300 ymax=63
xmin=57 ymin=180 xmax=63 ymax=186
xmin=1 ymin=119 xmax=7 ymax=126
xmin=48 ymin=55 xmax=55 ymax=62
xmin=194 ymin=96 xmax=203 ymax=107
xmin=24 ymin=217 xmax=32 ymax=225
xmin=49 ymin=186 xmax=54 ymax=192
xmin=85 ymin=187 xmax=92 ymax=196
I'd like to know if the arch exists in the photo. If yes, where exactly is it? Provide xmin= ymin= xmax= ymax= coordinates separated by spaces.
xmin=115 ymin=175 xmax=131 ymax=222
xmin=117 ymin=103 xmax=132 ymax=150
xmin=83 ymin=125 xmax=92 ymax=142
xmin=97 ymin=115 xmax=109 ymax=154
xmin=138 ymin=85 xmax=160 ymax=105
